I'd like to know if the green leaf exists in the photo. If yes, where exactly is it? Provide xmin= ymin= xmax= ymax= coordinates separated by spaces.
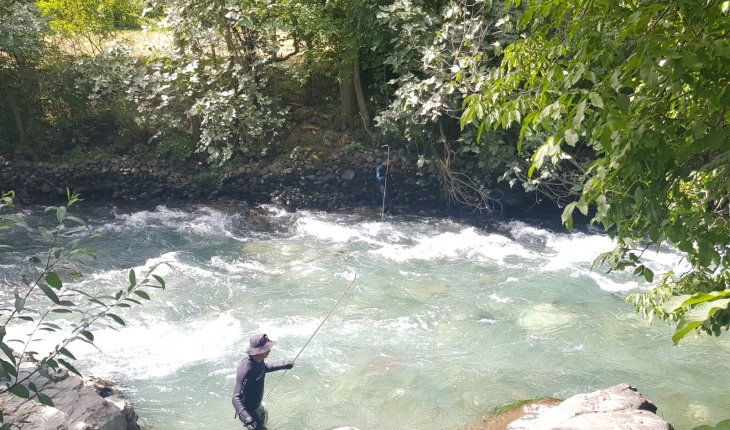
xmin=672 ymin=298 xmax=730 ymax=344
xmin=56 ymin=206 xmax=67 ymax=224
xmin=561 ymin=202 xmax=576 ymax=231
xmin=643 ymin=268 xmax=654 ymax=283
xmin=134 ymin=291 xmax=150 ymax=300
xmin=679 ymin=290 xmax=730 ymax=308
xmin=1 ymin=360 xmax=17 ymax=377
xmin=46 ymin=272 xmax=63 ymax=290
xmin=58 ymin=358 xmax=82 ymax=376
xmin=8 ymin=383 xmax=30 ymax=399
xmin=80 ymin=331 xmax=94 ymax=342
xmin=0 ymin=326 xmax=4 ymax=343
xmin=152 ymin=275 xmax=165 ymax=289
xmin=634 ymin=187 xmax=643 ymax=203
xmin=59 ymin=348 xmax=76 ymax=360
xmin=38 ymin=284 xmax=61 ymax=305
xmin=576 ymin=199 xmax=589 ymax=216
xmin=573 ymin=99 xmax=586 ymax=129
xmin=681 ymin=51 xmax=703 ymax=71
xmin=564 ymin=128 xmax=579 ymax=146
xmin=14 ymin=296 xmax=26 ymax=313
xmin=616 ymin=93 xmax=630 ymax=114
xmin=0 ymin=342 xmax=16 ymax=365
xmin=64 ymin=216 xmax=87 ymax=227
xmin=38 ymin=227 xmax=55 ymax=241
xmin=51 ymin=309 xmax=73 ymax=314
xmin=37 ymin=392 xmax=54 ymax=407
xmin=129 ymin=269 xmax=136 ymax=287
xmin=588 ymin=92 xmax=604 ymax=108
xmin=106 ymin=313 xmax=126 ymax=326
xmin=610 ymin=70 xmax=621 ymax=91
xmin=649 ymin=227 xmax=661 ymax=244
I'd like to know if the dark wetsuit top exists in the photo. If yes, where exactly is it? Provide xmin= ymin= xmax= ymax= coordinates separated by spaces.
xmin=232 ymin=357 xmax=288 ymax=425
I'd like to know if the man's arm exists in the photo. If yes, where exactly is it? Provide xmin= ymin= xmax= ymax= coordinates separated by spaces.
xmin=264 ymin=361 xmax=294 ymax=372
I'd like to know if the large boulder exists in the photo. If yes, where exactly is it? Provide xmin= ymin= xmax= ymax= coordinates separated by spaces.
xmin=0 ymin=363 xmax=139 ymax=430
xmin=507 ymin=383 xmax=673 ymax=430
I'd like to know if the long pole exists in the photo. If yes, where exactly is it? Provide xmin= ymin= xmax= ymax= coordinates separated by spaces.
xmin=265 ymin=273 xmax=358 ymax=398
xmin=381 ymin=144 xmax=389 ymax=221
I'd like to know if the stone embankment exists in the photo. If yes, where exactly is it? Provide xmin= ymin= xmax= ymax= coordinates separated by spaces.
xmin=1 ymin=149 xmax=528 ymax=211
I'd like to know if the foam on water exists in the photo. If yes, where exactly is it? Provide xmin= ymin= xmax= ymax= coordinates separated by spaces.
xmin=78 ymin=312 xmax=243 ymax=380
xmin=541 ymin=232 xmax=616 ymax=271
xmin=372 ymin=227 xmax=536 ymax=264
xmin=588 ymin=272 xmax=641 ymax=292
xmin=210 ymin=256 xmax=284 ymax=275
xmin=105 ymin=205 xmax=249 ymax=242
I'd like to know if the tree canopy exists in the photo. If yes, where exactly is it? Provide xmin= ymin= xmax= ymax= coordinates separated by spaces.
xmin=462 ymin=0 xmax=730 ymax=343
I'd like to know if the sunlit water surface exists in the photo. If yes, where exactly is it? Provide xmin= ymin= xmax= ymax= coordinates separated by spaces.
xmin=2 ymin=203 xmax=730 ymax=430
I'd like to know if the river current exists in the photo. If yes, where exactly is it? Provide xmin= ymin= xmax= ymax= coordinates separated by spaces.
xmin=2 ymin=203 xmax=729 ymax=430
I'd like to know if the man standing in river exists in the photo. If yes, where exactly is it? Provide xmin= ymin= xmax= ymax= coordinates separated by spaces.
xmin=233 ymin=334 xmax=294 ymax=430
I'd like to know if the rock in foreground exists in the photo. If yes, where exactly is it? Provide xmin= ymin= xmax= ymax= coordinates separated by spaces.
xmin=0 ymin=363 xmax=139 ymax=430
xmin=508 ymin=383 xmax=673 ymax=430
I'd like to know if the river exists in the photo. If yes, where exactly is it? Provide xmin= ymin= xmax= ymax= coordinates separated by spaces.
xmin=2 ymin=202 xmax=729 ymax=429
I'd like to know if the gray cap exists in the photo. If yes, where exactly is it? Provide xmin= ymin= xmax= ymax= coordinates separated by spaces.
xmin=246 ymin=333 xmax=277 ymax=355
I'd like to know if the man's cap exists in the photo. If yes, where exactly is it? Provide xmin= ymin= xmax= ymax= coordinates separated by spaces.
xmin=246 ymin=333 xmax=277 ymax=355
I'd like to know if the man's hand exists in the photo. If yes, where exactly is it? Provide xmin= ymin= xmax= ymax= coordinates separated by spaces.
xmin=284 ymin=361 xmax=294 ymax=369
xmin=243 ymin=420 xmax=257 ymax=430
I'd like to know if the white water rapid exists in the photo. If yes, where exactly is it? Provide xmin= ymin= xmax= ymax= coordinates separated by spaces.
xmin=2 ymin=203 xmax=729 ymax=430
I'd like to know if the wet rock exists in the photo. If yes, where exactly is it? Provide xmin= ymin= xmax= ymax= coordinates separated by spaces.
xmin=0 ymin=362 xmax=140 ymax=430
xmin=507 ymin=383 xmax=673 ymax=430
xmin=341 ymin=170 xmax=355 ymax=180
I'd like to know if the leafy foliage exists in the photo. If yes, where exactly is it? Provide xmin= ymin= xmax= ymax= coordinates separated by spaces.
xmin=462 ymin=0 xmax=730 ymax=342
xmin=37 ymin=0 xmax=142 ymax=54
xmin=373 ymin=0 xmax=527 ymax=211
xmin=0 ymin=191 xmax=167 ymax=428
xmin=123 ymin=0 xmax=296 ymax=163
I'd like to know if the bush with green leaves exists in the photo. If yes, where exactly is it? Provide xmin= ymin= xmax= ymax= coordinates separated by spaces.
xmin=0 ymin=190 xmax=166 ymax=428
xmin=462 ymin=0 xmax=730 ymax=343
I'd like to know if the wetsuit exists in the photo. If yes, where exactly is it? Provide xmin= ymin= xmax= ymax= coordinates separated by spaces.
xmin=376 ymin=164 xmax=396 ymax=215
xmin=232 ymin=357 xmax=291 ymax=429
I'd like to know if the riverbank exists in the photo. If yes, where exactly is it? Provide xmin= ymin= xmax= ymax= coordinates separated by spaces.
xmin=1 ymin=147 xmax=542 ymax=216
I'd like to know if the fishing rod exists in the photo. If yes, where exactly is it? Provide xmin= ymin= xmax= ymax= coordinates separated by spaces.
xmin=381 ymin=144 xmax=389 ymax=221
xmin=265 ymin=272 xmax=358 ymax=398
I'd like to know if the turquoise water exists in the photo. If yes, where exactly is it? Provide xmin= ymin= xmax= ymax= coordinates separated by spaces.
xmin=2 ymin=203 xmax=730 ymax=429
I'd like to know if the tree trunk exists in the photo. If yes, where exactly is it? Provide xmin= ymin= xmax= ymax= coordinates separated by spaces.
xmin=340 ymin=78 xmax=356 ymax=123
xmin=352 ymin=45 xmax=371 ymax=132
xmin=0 ymin=72 xmax=29 ymax=150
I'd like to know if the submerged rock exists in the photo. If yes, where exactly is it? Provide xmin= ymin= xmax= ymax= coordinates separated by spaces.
xmin=507 ymin=383 xmax=673 ymax=430
xmin=0 ymin=362 xmax=139 ymax=430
